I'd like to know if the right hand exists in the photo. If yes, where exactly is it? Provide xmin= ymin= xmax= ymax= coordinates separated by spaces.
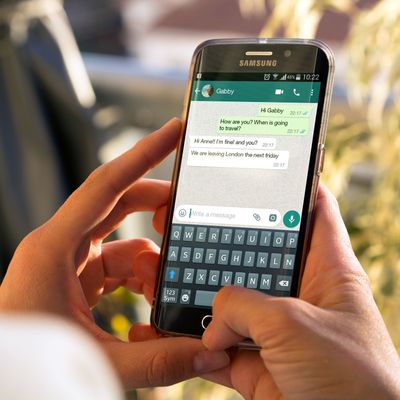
xmin=201 ymin=185 xmax=400 ymax=399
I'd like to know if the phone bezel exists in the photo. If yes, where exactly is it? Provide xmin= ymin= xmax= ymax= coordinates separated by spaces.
xmin=151 ymin=38 xmax=335 ymax=340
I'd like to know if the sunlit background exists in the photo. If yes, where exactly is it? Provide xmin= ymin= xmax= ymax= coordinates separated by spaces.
xmin=0 ymin=0 xmax=399 ymax=399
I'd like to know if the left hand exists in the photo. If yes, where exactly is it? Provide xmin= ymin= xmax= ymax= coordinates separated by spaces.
xmin=0 ymin=119 xmax=229 ymax=388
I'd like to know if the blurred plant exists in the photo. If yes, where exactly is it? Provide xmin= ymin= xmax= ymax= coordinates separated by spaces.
xmin=244 ymin=0 xmax=357 ymax=37
xmin=258 ymin=0 xmax=400 ymax=347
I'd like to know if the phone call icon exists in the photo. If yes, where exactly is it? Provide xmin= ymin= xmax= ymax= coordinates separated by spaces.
xmin=293 ymin=89 xmax=301 ymax=96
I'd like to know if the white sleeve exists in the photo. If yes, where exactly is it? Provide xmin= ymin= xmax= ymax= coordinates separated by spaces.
xmin=0 ymin=314 xmax=124 ymax=400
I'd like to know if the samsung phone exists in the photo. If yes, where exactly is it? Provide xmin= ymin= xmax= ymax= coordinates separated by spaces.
xmin=152 ymin=38 xmax=334 ymax=339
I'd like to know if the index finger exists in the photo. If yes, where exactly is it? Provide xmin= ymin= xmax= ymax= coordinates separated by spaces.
xmin=52 ymin=119 xmax=181 ymax=244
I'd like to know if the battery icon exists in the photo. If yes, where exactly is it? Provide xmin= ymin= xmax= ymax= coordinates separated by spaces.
xmin=296 ymin=74 xmax=301 ymax=80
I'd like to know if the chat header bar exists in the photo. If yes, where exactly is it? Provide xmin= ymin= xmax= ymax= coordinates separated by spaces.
xmin=191 ymin=81 xmax=320 ymax=103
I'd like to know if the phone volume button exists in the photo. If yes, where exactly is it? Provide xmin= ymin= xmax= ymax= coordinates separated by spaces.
xmin=317 ymin=146 xmax=325 ymax=175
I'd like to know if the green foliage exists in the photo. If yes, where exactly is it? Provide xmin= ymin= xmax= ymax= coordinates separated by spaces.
xmin=263 ymin=0 xmax=400 ymax=348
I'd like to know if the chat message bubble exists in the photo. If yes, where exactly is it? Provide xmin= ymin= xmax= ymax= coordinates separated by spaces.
xmin=187 ymin=148 xmax=289 ymax=170
xmin=218 ymin=103 xmax=311 ymax=135
xmin=190 ymin=136 xmax=276 ymax=150
xmin=218 ymin=116 xmax=309 ymax=135
xmin=258 ymin=105 xmax=312 ymax=117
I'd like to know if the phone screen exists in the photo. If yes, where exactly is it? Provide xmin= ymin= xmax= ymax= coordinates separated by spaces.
xmin=153 ymin=41 xmax=333 ymax=336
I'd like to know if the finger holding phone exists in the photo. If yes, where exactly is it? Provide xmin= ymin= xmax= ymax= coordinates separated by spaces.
xmin=200 ymin=185 xmax=400 ymax=400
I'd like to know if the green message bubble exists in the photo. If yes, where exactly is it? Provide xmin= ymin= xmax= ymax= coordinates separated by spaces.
xmin=258 ymin=105 xmax=313 ymax=118
xmin=218 ymin=116 xmax=309 ymax=135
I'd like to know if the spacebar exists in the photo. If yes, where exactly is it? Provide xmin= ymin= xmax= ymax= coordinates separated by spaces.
xmin=194 ymin=290 xmax=218 ymax=306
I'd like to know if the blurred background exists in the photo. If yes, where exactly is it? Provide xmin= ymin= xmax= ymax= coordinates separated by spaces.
xmin=0 ymin=0 xmax=399 ymax=399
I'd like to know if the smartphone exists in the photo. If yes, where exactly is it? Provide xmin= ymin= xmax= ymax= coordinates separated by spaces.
xmin=152 ymin=38 xmax=334 ymax=339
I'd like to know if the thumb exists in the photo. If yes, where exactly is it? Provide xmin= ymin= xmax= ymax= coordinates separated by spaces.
xmin=300 ymin=183 xmax=371 ymax=307
xmin=103 ymin=337 xmax=230 ymax=389
xmin=308 ymin=183 xmax=360 ymax=270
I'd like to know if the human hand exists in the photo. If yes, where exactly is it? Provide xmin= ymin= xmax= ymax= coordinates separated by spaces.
xmin=0 ymin=119 xmax=229 ymax=388
xmin=201 ymin=184 xmax=400 ymax=399
xmin=132 ymin=183 xmax=400 ymax=398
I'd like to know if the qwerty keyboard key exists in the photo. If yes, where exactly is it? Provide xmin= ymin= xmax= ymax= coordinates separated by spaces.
xmin=230 ymin=251 xmax=242 ymax=266
xmin=195 ymin=290 xmax=217 ymax=306
xmin=286 ymin=232 xmax=298 ymax=248
xmin=192 ymin=248 xmax=204 ymax=263
xmin=243 ymin=251 xmax=255 ymax=267
xmin=275 ymin=275 xmax=292 ymax=291
xmin=183 ymin=268 xmax=194 ymax=283
xmin=195 ymin=269 xmax=207 ymax=284
xmin=221 ymin=229 xmax=232 ymax=244
xmin=180 ymin=289 xmax=191 ymax=304
xmin=233 ymin=229 xmax=245 ymax=245
xmin=208 ymin=270 xmax=220 ymax=286
xmin=260 ymin=231 xmax=271 ymax=246
xmin=208 ymin=228 xmax=220 ymax=243
xmin=221 ymin=271 xmax=233 ymax=286
xmin=180 ymin=247 xmax=191 ymax=262
xmin=162 ymin=288 xmax=178 ymax=303
xmin=234 ymin=272 xmax=245 ymax=287
xmin=260 ymin=274 xmax=272 ymax=290
xmin=218 ymin=250 xmax=229 ymax=265
xmin=283 ymin=254 xmax=295 ymax=270
xmin=256 ymin=252 xmax=268 ymax=268
xmin=167 ymin=246 xmax=179 ymax=261
xmin=246 ymin=230 xmax=258 ymax=246
xmin=273 ymin=232 xmax=285 ymax=247
xmin=171 ymin=225 xmax=182 ymax=240
xmin=205 ymin=249 xmax=217 ymax=264
xmin=196 ymin=227 xmax=207 ymax=242
xmin=183 ymin=226 xmax=195 ymax=241
xmin=247 ymin=273 xmax=259 ymax=288
xmin=165 ymin=267 xmax=179 ymax=282
xmin=270 ymin=253 xmax=282 ymax=268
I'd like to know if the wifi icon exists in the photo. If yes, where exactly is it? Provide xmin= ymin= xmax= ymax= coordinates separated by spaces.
xmin=273 ymin=74 xmax=279 ymax=80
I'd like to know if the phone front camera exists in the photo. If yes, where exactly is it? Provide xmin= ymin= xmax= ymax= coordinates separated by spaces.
xmin=284 ymin=50 xmax=292 ymax=57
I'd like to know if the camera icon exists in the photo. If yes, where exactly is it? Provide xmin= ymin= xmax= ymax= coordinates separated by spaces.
xmin=269 ymin=214 xmax=277 ymax=222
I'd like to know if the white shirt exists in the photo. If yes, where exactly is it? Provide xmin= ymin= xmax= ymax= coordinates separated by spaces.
xmin=0 ymin=315 xmax=123 ymax=400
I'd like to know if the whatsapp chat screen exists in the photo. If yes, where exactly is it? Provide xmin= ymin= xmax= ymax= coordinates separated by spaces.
xmin=158 ymin=77 xmax=321 ymax=306
xmin=173 ymin=79 xmax=321 ymax=231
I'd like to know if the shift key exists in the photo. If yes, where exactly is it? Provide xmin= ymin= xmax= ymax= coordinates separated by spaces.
xmin=195 ymin=290 xmax=217 ymax=307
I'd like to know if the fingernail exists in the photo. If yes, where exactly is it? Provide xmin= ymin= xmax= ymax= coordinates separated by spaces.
xmin=193 ymin=350 xmax=230 ymax=373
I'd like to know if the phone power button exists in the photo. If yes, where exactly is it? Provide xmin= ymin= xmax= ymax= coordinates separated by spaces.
xmin=201 ymin=315 xmax=213 ymax=330
xmin=317 ymin=146 xmax=325 ymax=175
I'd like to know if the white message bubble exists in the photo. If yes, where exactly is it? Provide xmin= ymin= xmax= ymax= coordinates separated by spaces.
xmin=187 ymin=148 xmax=289 ymax=169
xmin=190 ymin=136 xmax=276 ymax=150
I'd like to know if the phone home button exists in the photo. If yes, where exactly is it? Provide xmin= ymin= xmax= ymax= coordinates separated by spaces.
xmin=201 ymin=315 xmax=213 ymax=330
